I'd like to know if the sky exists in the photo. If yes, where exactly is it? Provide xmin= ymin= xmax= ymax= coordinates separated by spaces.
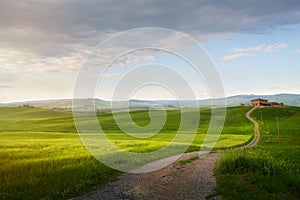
xmin=1 ymin=0 xmax=300 ymax=102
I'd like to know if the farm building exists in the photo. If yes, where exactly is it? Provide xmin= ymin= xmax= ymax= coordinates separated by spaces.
xmin=250 ymin=98 xmax=284 ymax=107
xmin=250 ymin=98 xmax=269 ymax=106
xmin=269 ymin=102 xmax=284 ymax=106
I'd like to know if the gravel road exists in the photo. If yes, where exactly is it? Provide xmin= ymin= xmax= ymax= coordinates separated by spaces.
xmin=72 ymin=107 xmax=259 ymax=200
xmin=72 ymin=152 xmax=220 ymax=200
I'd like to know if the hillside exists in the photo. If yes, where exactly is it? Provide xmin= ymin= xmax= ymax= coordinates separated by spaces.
xmin=1 ymin=94 xmax=299 ymax=111
xmin=0 ymin=106 xmax=253 ymax=199
xmin=216 ymin=106 xmax=300 ymax=199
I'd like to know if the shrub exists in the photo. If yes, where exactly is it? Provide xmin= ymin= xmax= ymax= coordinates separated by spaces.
xmin=216 ymin=149 xmax=293 ymax=176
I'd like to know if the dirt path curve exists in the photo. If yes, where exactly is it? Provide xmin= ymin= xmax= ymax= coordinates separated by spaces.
xmin=72 ymin=107 xmax=259 ymax=200
xmin=243 ymin=106 xmax=259 ymax=148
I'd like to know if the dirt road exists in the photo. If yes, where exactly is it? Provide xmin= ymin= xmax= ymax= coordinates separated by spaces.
xmin=72 ymin=107 xmax=259 ymax=200
xmin=73 ymin=152 xmax=220 ymax=200
xmin=244 ymin=106 xmax=259 ymax=148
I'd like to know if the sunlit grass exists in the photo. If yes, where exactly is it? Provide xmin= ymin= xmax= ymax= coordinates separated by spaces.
xmin=0 ymin=132 xmax=120 ymax=200
xmin=215 ymin=106 xmax=300 ymax=199
xmin=0 ymin=106 xmax=254 ymax=199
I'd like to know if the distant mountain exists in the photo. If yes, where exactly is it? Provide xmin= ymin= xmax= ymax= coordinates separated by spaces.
xmin=1 ymin=94 xmax=299 ymax=111
xmin=225 ymin=94 xmax=300 ymax=106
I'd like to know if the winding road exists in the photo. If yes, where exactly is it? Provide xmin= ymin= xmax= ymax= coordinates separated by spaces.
xmin=72 ymin=107 xmax=259 ymax=200
xmin=241 ymin=106 xmax=259 ymax=148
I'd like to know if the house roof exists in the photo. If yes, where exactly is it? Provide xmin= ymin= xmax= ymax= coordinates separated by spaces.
xmin=250 ymin=98 xmax=268 ymax=102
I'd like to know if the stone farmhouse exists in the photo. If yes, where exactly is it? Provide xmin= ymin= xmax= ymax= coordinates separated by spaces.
xmin=250 ymin=98 xmax=284 ymax=107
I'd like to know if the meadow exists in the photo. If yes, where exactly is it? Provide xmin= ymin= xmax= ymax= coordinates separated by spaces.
xmin=0 ymin=106 xmax=253 ymax=199
xmin=215 ymin=106 xmax=300 ymax=199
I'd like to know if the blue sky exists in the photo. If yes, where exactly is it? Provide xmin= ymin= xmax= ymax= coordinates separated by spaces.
xmin=1 ymin=1 xmax=300 ymax=102
xmin=203 ymin=24 xmax=300 ymax=96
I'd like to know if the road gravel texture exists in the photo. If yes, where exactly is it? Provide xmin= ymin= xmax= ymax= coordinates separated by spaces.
xmin=72 ymin=107 xmax=259 ymax=200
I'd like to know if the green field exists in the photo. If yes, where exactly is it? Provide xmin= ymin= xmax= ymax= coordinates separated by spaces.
xmin=215 ymin=106 xmax=300 ymax=199
xmin=0 ymin=106 xmax=254 ymax=199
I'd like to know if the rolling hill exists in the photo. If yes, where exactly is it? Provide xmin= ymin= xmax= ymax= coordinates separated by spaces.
xmin=1 ymin=94 xmax=299 ymax=111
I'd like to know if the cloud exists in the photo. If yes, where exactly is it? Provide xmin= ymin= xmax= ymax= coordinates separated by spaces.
xmin=0 ymin=46 xmax=89 ymax=74
xmin=223 ymin=43 xmax=288 ymax=61
xmin=295 ymin=50 xmax=300 ymax=54
xmin=0 ymin=0 xmax=299 ymax=75
xmin=234 ymin=43 xmax=288 ymax=53
xmin=222 ymin=53 xmax=256 ymax=61
xmin=0 ymin=30 xmax=191 ymax=74
xmin=0 ymin=1 xmax=299 ymax=57
xmin=101 ymin=73 xmax=122 ymax=78
xmin=1 ymin=1 xmax=300 ymax=37
xmin=0 ymin=85 xmax=13 ymax=88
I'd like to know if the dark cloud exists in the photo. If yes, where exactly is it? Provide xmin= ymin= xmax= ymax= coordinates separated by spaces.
xmin=1 ymin=1 xmax=300 ymax=32
xmin=0 ymin=0 xmax=300 ymax=56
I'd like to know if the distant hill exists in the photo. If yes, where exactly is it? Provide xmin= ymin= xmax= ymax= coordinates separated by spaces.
xmin=226 ymin=94 xmax=300 ymax=106
xmin=1 ymin=94 xmax=299 ymax=111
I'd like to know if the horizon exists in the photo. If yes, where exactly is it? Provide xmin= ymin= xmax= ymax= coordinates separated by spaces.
xmin=1 ymin=93 xmax=299 ymax=104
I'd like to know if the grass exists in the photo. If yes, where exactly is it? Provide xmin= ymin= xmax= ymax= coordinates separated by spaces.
xmin=0 ymin=106 xmax=254 ymax=199
xmin=215 ymin=106 xmax=300 ymax=200
xmin=0 ymin=132 xmax=121 ymax=200
xmin=98 ymin=106 xmax=254 ymax=152
xmin=179 ymin=156 xmax=199 ymax=165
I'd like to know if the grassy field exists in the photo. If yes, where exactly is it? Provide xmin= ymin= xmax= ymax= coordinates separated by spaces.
xmin=97 ymin=107 xmax=253 ymax=152
xmin=0 ymin=108 xmax=120 ymax=200
xmin=0 ymin=106 xmax=253 ymax=199
xmin=215 ymin=106 xmax=300 ymax=200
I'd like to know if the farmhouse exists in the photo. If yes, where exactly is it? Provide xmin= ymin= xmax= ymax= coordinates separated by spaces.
xmin=250 ymin=98 xmax=269 ymax=106
xmin=250 ymin=98 xmax=284 ymax=107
